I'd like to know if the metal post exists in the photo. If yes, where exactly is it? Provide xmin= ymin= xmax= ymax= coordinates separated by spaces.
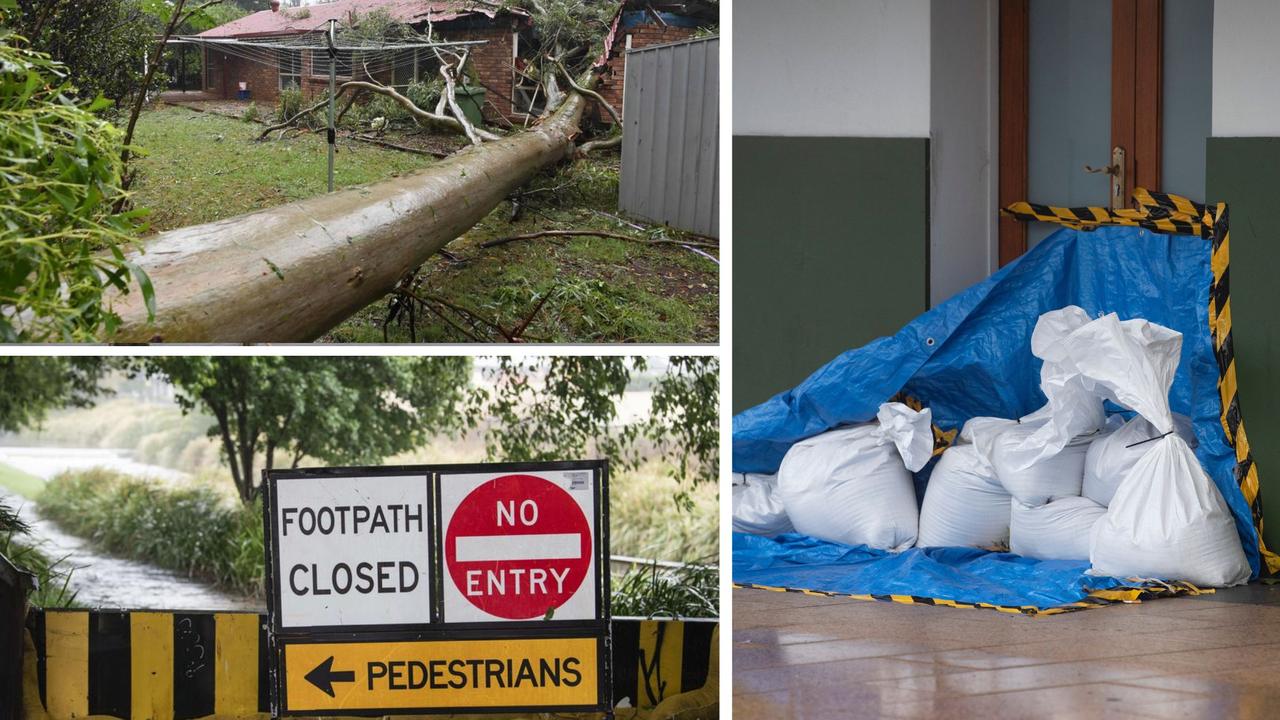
xmin=326 ymin=19 xmax=337 ymax=193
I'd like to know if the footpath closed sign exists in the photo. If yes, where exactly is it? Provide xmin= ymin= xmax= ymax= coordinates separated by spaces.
xmin=440 ymin=469 xmax=600 ymax=623
xmin=281 ymin=636 xmax=601 ymax=712
xmin=268 ymin=472 xmax=433 ymax=630
xmin=263 ymin=461 xmax=610 ymax=716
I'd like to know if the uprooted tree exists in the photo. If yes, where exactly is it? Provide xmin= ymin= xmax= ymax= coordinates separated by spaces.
xmin=100 ymin=0 xmax=639 ymax=342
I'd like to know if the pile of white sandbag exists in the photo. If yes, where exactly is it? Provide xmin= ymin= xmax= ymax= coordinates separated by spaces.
xmin=731 ymin=472 xmax=792 ymax=536
xmin=733 ymin=304 xmax=1250 ymax=587
xmin=772 ymin=402 xmax=933 ymax=550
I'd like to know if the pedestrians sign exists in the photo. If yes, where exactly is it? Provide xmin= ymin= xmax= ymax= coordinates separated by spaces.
xmin=279 ymin=636 xmax=603 ymax=713
xmin=266 ymin=471 xmax=433 ymax=631
xmin=263 ymin=461 xmax=610 ymax=717
xmin=439 ymin=468 xmax=601 ymax=623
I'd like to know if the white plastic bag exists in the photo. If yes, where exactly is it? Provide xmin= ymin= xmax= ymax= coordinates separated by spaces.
xmin=990 ymin=421 xmax=1099 ymax=506
xmin=917 ymin=442 xmax=1011 ymax=549
xmin=732 ymin=473 xmax=793 ymax=536
xmin=1009 ymin=496 xmax=1107 ymax=561
xmin=1083 ymin=414 xmax=1197 ymax=506
xmin=1055 ymin=312 xmax=1250 ymax=587
xmin=777 ymin=402 xmax=933 ymax=551
xmin=994 ymin=307 xmax=1107 ymax=473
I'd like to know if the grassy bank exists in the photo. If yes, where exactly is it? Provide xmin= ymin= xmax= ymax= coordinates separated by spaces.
xmin=39 ymin=469 xmax=264 ymax=595
xmin=0 ymin=461 xmax=44 ymax=499
xmin=4 ymin=397 xmax=221 ymax=476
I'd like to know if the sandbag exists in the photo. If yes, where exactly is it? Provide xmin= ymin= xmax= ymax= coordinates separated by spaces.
xmin=1083 ymin=414 xmax=1197 ymax=506
xmin=732 ymin=473 xmax=793 ymax=536
xmin=993 ymin=306 xmax=1107 ymax=472
xmin=777 ymin=402 xmax=932 ymax=551
xmin=1009 ymin=496 xmax=1106 ymax=561
xmin=1052 ymin=311 xmax=1250 ymax=587
xmin=990 ymin=422 xmax=1099 ymax=506
xmin=917 ymin=439 xmax=1011 ymax=549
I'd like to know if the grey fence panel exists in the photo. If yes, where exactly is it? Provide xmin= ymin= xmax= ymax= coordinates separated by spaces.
xmin=619 ymin=36 xmax=719 ymax=237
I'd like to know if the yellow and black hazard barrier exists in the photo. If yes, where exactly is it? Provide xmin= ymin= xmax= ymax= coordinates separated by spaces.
xmin=732 ymin=579 xmax=1210 ymax=617
xmin=19 ymin=610 xmax=717 ymax=719
xmin=1002 ymin=189 xmax=1280 ymax=575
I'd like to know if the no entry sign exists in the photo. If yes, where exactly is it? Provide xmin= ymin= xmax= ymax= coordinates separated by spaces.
xmin=268 ymin=472 xmax=433 ymax=630
xmin=439 ymin=469 xmax=600 ymax=623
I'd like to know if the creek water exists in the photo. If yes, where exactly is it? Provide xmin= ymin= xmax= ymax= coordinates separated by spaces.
xmin=1 ymin=446 xmax=262 ymax=612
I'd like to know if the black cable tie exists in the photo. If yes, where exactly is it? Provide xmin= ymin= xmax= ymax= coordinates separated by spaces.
xmin=1124 ymin=429 xmax=1175 ymax=449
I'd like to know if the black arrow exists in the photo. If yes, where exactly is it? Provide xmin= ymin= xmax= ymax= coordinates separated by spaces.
xmin=304 ymin=655 xmax=355 ymax=698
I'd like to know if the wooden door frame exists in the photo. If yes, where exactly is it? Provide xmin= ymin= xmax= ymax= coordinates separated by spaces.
xmin=997 ymin=0 xmax=1163 ymax=267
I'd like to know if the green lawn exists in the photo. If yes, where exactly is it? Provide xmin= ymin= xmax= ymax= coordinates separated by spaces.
xmin=129 ymin=105 xmax=719 ymax=343
xmin=0 ymin=461 xmax=44 ymax=499
xmin=130 ymin=105 xmax=436 ymax=232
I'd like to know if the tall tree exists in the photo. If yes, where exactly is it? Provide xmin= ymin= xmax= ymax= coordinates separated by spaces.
xmin=471 ymin=357 xmax=719 ymax=501
xmin=0 ymin=357 xmax=113 ymax=433
xmin=11 ymin=0 xmax=157 ymax=106
xmin=143 ymin=357 xmax=471 ymax=503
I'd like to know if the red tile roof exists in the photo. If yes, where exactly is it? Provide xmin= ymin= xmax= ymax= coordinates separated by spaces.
xmin=198 ymin=1 xmax=519 ymax=39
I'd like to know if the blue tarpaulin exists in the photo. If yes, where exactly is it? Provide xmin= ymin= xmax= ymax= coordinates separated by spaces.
xmin=733 ymin=225 xmax=1260 ymax=609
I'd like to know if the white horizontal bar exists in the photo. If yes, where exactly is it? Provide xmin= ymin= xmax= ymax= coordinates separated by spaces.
xmin=455 ymin=533 xmax=582 ymax=562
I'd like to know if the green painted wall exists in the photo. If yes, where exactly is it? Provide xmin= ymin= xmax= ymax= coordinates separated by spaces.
xmin=1207 ymin=137 xmax=1280 ymax=553
xmin=732 ymin=136 xmax=930 ymax=414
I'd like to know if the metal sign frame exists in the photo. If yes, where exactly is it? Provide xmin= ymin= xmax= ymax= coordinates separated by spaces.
xmin=262 ymin=460 xmax=611 ymax=717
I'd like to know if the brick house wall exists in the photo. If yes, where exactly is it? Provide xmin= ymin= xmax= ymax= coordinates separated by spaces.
xmin=462 ymin=28 xmax=515 ymax=121
xmin=199 ymin=19 xmax=701 ymax=126
xmin=594 ymin=22 xmax=698 ymax=125
xmin=203 ymin=48 xmax=287 ymax=104
xmin=201 ymin=27 xmax=516 ymax=121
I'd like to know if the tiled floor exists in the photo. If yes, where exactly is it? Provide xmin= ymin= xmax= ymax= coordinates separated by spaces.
xmin=733 ymin=584 xmax=1280 ymax=719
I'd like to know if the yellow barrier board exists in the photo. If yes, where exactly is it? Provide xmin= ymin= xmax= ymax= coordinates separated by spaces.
xmin=282 ymin=637 xmax=599 ymax=713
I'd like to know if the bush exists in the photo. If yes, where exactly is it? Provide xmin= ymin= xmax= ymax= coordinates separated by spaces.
xmin=611 ymin=561 xmax=718 ymax=619
xmin=39 ymin=468 xmax=264 ymax=595
xmin=242 ymin=101 xmax=260 ymax=123
xmin=0 ymin=498 xmax=79 ymax=607
xmin=0 ymin=29 xmax=152 ymax=341
xmin=276 ymin=86 xmax=304 ymax=123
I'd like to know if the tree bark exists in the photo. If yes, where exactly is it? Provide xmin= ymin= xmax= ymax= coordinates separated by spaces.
xmin=102 ymin=80 xmax=596 ymax=342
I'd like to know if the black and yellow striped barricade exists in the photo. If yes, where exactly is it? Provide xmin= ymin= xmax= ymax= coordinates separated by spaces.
xmin=1003 ymin=189 xmax=1279 ymax=575
xmin=21 ymin=610 xmax=718 ymax=719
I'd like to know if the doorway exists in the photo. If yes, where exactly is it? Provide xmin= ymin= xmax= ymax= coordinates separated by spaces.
xmin=998 ymin=0 xmax=1213 ymax=264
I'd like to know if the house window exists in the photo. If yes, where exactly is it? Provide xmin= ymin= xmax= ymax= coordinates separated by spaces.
xmin=279 ymin=49 xmax=302 ymax=90
xmin=315 ymin=49 xmax=355 ymax=78
xmin=392 ymin=49 xmax=440 ymax=89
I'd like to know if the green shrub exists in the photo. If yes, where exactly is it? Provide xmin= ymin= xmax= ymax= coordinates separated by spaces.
xmin=276 ymin=86 xmax=304 ymax=123
xmin=611 ymin=560 xmax=718 ymax=619
xmin=242 ymin=101 xmax=260 ymax=123
xmin=0 ymin=28 xmax=152 ymax=341
xmin=404 ymin=79 xmax=442 ymax=114
xmin=0 ymin=498 xmax=79 ymax=607
xmin=39 ymin=468 xmax=264 ymax=595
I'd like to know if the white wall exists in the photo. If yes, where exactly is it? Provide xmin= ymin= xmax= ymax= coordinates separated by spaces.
xmin=929 ymin=0 xmax=999 ymax=305
xmin=733 ymin=0 xmax=931 ymax=137
xmin=1213 ymin=0 xmax=1280 ymax=136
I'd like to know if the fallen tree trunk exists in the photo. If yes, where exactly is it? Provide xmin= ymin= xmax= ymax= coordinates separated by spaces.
xmin=102 ymin=85 xmax=593 ymax=342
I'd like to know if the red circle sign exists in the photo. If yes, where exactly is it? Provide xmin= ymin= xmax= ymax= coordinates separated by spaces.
xmin=446 ymin=474 xmax=591 ymax=620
